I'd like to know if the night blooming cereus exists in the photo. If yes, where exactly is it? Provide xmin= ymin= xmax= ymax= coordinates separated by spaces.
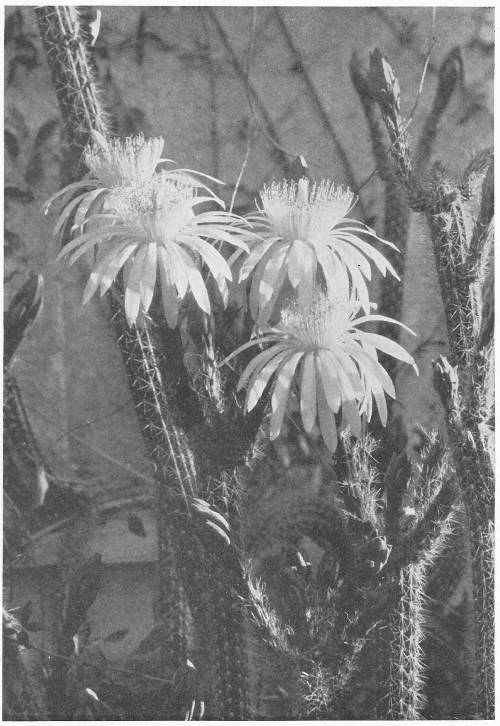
xmin=237 ymin=178 xmax=398 ymax=325
xmin=49 ymin=133 xmax=250 ymax=327
xmin=222 ymin=293 xmax=417 ymax=452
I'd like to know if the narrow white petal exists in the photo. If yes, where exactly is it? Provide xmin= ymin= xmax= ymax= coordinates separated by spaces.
xmin=43 ymin=180 xmax=95 ymax=215
xmin=353 ymin=331 xmax=418 ymax=372
xmin=300 ymin=352 xmax=317 ymax=433
xmin=339 ymin=398 xmax=362 ymax=437
xmin=53 ymin=192 xmax=89 ymax=238
xmin=98 ymin=244 xmax=138 ymax=296
xmin=177 ymin=249 xmax=211 ymax=314
xmin=371 ymin=375 xmax=388 ymax=425
xmin=177 ymin=233 xmax=232 ymax=280
xmin=336 ymin=231 xmax=398 ymax=278
xmin=139 ymin=242 xmax=158 ymax=313
xmin=125 ymin=246 xmax=148 ymax=324
xmin=317 ymin=376 xmax=338 ymax=453
xmin=269 ymin=351 xmax=303 ymax=440
xmin=158 ymin=258 xmax=179 ymax=328
xmin=332 ymin=237 xmax=372 ymax=278
xmin=82 ymin=241 xmax=136 ymax=302
xmin=316 ymin=351 xmax=342 ymax=413
xmin=237 ymin=341 xmax=291 ymax=391
xmin=57 ymin=225 xmax=118 ymax=261
xmin=258 ymin=245 xmax=289 ymax=308
xmin=246 ymin=347 xmax=293 ymax=412
xmin=287 ymin=239 xmax=305 ymax=288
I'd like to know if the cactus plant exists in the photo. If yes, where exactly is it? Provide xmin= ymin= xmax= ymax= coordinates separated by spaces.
xmin=24 ymin=7 xmax=492 ymax=720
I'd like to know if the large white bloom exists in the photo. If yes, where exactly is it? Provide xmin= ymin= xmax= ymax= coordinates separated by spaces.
xmin=44 ymin=132 xmax=220 ymax=244
xmin=58 ymin=174 xmax=250 ymax=327
xmin=222 ymin=293 xmax=417 ymax=452
xmin=237 ymin=178 xmax=398 ymax=325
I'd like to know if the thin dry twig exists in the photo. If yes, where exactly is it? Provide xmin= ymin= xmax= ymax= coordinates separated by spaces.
xmin=228 ymin=9 xmax=258 ymax=214
xmin=230 ymin=121 xmax=254 ymax=215
xmin=29 ymin=645 xmax=172 ymax=687
xmin=273 ymin=7 xmax=364 ymax=214
xmin=206 ymin=8 xmax=294 ymax=167
xmin=200 ymin=9 xmax=221 ymax=182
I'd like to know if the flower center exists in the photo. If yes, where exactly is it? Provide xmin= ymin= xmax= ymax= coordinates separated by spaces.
xmin=84 ymin=134 xmax=164 ymax=188
xmin=260 ymin=179 xmax=355 ymax=245
xmin=110 ymin=176 xmax=196 ymax=245
xmin=279 ymin=294 xmax=358 ymax=348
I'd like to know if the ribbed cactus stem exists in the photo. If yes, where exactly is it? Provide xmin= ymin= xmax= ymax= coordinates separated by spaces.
xmin=35 ymin=4 xmax=188 ymax=676
xmin=349 ymin=53 xmax=409 ymax=385
xmin=35 ymin=9 xmax=252 ymax=714
xmin=365 ymin=46 xmax=493 ymax=718
xmin=36 ymin=6 xmax=110 ymax=183
xmin=389 ymin=563 xmax=426 ymax=719
xmin=429 ymin=165 xmax=494 ymax=719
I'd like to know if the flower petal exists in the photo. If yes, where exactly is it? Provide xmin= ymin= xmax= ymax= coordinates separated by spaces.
xmin=177 ymin=233 xmax=232 ymax=281
xmin=316 ymin=375 xmax=338 ymax=453
xmin=53 ymin=192 xmax=89 ymax=239
xmin=311 ymin=239 xmax=349 ymax=301
xmin=125 ymin=245 xmax=149 ymax=324
xmin=257 ymin=246 xmax=290 ymax=325
xmin=352 ymin=331 xmax=418 ymax=372
xmin=158 ymin=252 xmax=179 ymax=328
xmin=269 ymin=351 xmax=303 ymax=440
xmin=246 ymin=346 xmax=293 ymax=412
xmin=57 ymin=225 xmax=119 ymax=261
xmin=237 ymin=341 xmax=291 ymax=391
xmin=43 ymin=180 xmax=95 ymax=215
xmin=340 ymin=398 xmax=362 ymax=437
xmin=139 ymin=242 xmax=158 ymax=313
xmin=336 ymin=231 xmax=398 ymax=278
xmin=219 ymin=333 xmax=287 ymax=368
xmin=239 ymin=238 xmax=278 ymax=282
xmin=300 ymin=351 xmax=317 ymax=433
xmin=177 ymin=248 xmax=211 ymax=314
xmin=287 ymin=239 xmax=306 ymax=288
xmin=83 ymin=241 xmax=137 ymax=303
xmin=316 ymin=350 xmax=342 ymax=413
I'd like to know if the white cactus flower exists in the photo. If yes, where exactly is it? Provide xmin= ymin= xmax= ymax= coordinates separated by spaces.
xmin=237 ymin=178 xmax=398 ymax=325
xmin=222 ymin=293 xmax=417 ymax=452
xmin=58 ymin=174 xmax=249 ymax=327
xmin=44 ymin=131 xmax=222 ymax=245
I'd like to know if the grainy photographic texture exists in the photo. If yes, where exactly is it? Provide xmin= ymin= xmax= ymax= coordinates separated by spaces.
xmin=4 ymin=4 xmax=494 ymax=720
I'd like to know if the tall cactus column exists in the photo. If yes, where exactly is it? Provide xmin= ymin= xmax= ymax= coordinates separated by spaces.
xmin=430 ymin=161 xmax=494 ymax=718
xmin=363 ymin=47 xmax=493 ymax=719
xmin=35 ymin=4 xmax=188 ymax=686
xmin=35 ymin=7 xmax=251 ymax=717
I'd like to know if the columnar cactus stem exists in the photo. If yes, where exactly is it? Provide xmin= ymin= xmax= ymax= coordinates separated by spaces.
xmin=388 ymin=563 xmax=426 ymax=720
xmin=366 ymin=46 xmax=494 ymax=718
xmin=35 ymin=3 xmax=188 ymax=680
xmin=429 ymin=163 xmax=494 ymax=718
xmin=35 ymin=7 xmax=251 ymax=715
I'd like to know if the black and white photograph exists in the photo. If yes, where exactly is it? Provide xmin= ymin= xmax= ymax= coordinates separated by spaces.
xmin=3 ymin=2 xmax=494 ymax=720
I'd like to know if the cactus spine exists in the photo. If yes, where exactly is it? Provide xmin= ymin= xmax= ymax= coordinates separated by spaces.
xmin=35 ymin=7 xmax=252 ymax=716
xmin=365 ymin=45 xmax=494 ymax=719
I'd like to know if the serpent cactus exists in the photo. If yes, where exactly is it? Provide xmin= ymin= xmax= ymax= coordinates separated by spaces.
xmin=366 ymin=46 xmax=494 ymax=719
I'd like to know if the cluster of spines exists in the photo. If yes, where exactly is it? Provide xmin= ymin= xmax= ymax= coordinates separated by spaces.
xmin=365 ymin=45 xmax=494 ymax=719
